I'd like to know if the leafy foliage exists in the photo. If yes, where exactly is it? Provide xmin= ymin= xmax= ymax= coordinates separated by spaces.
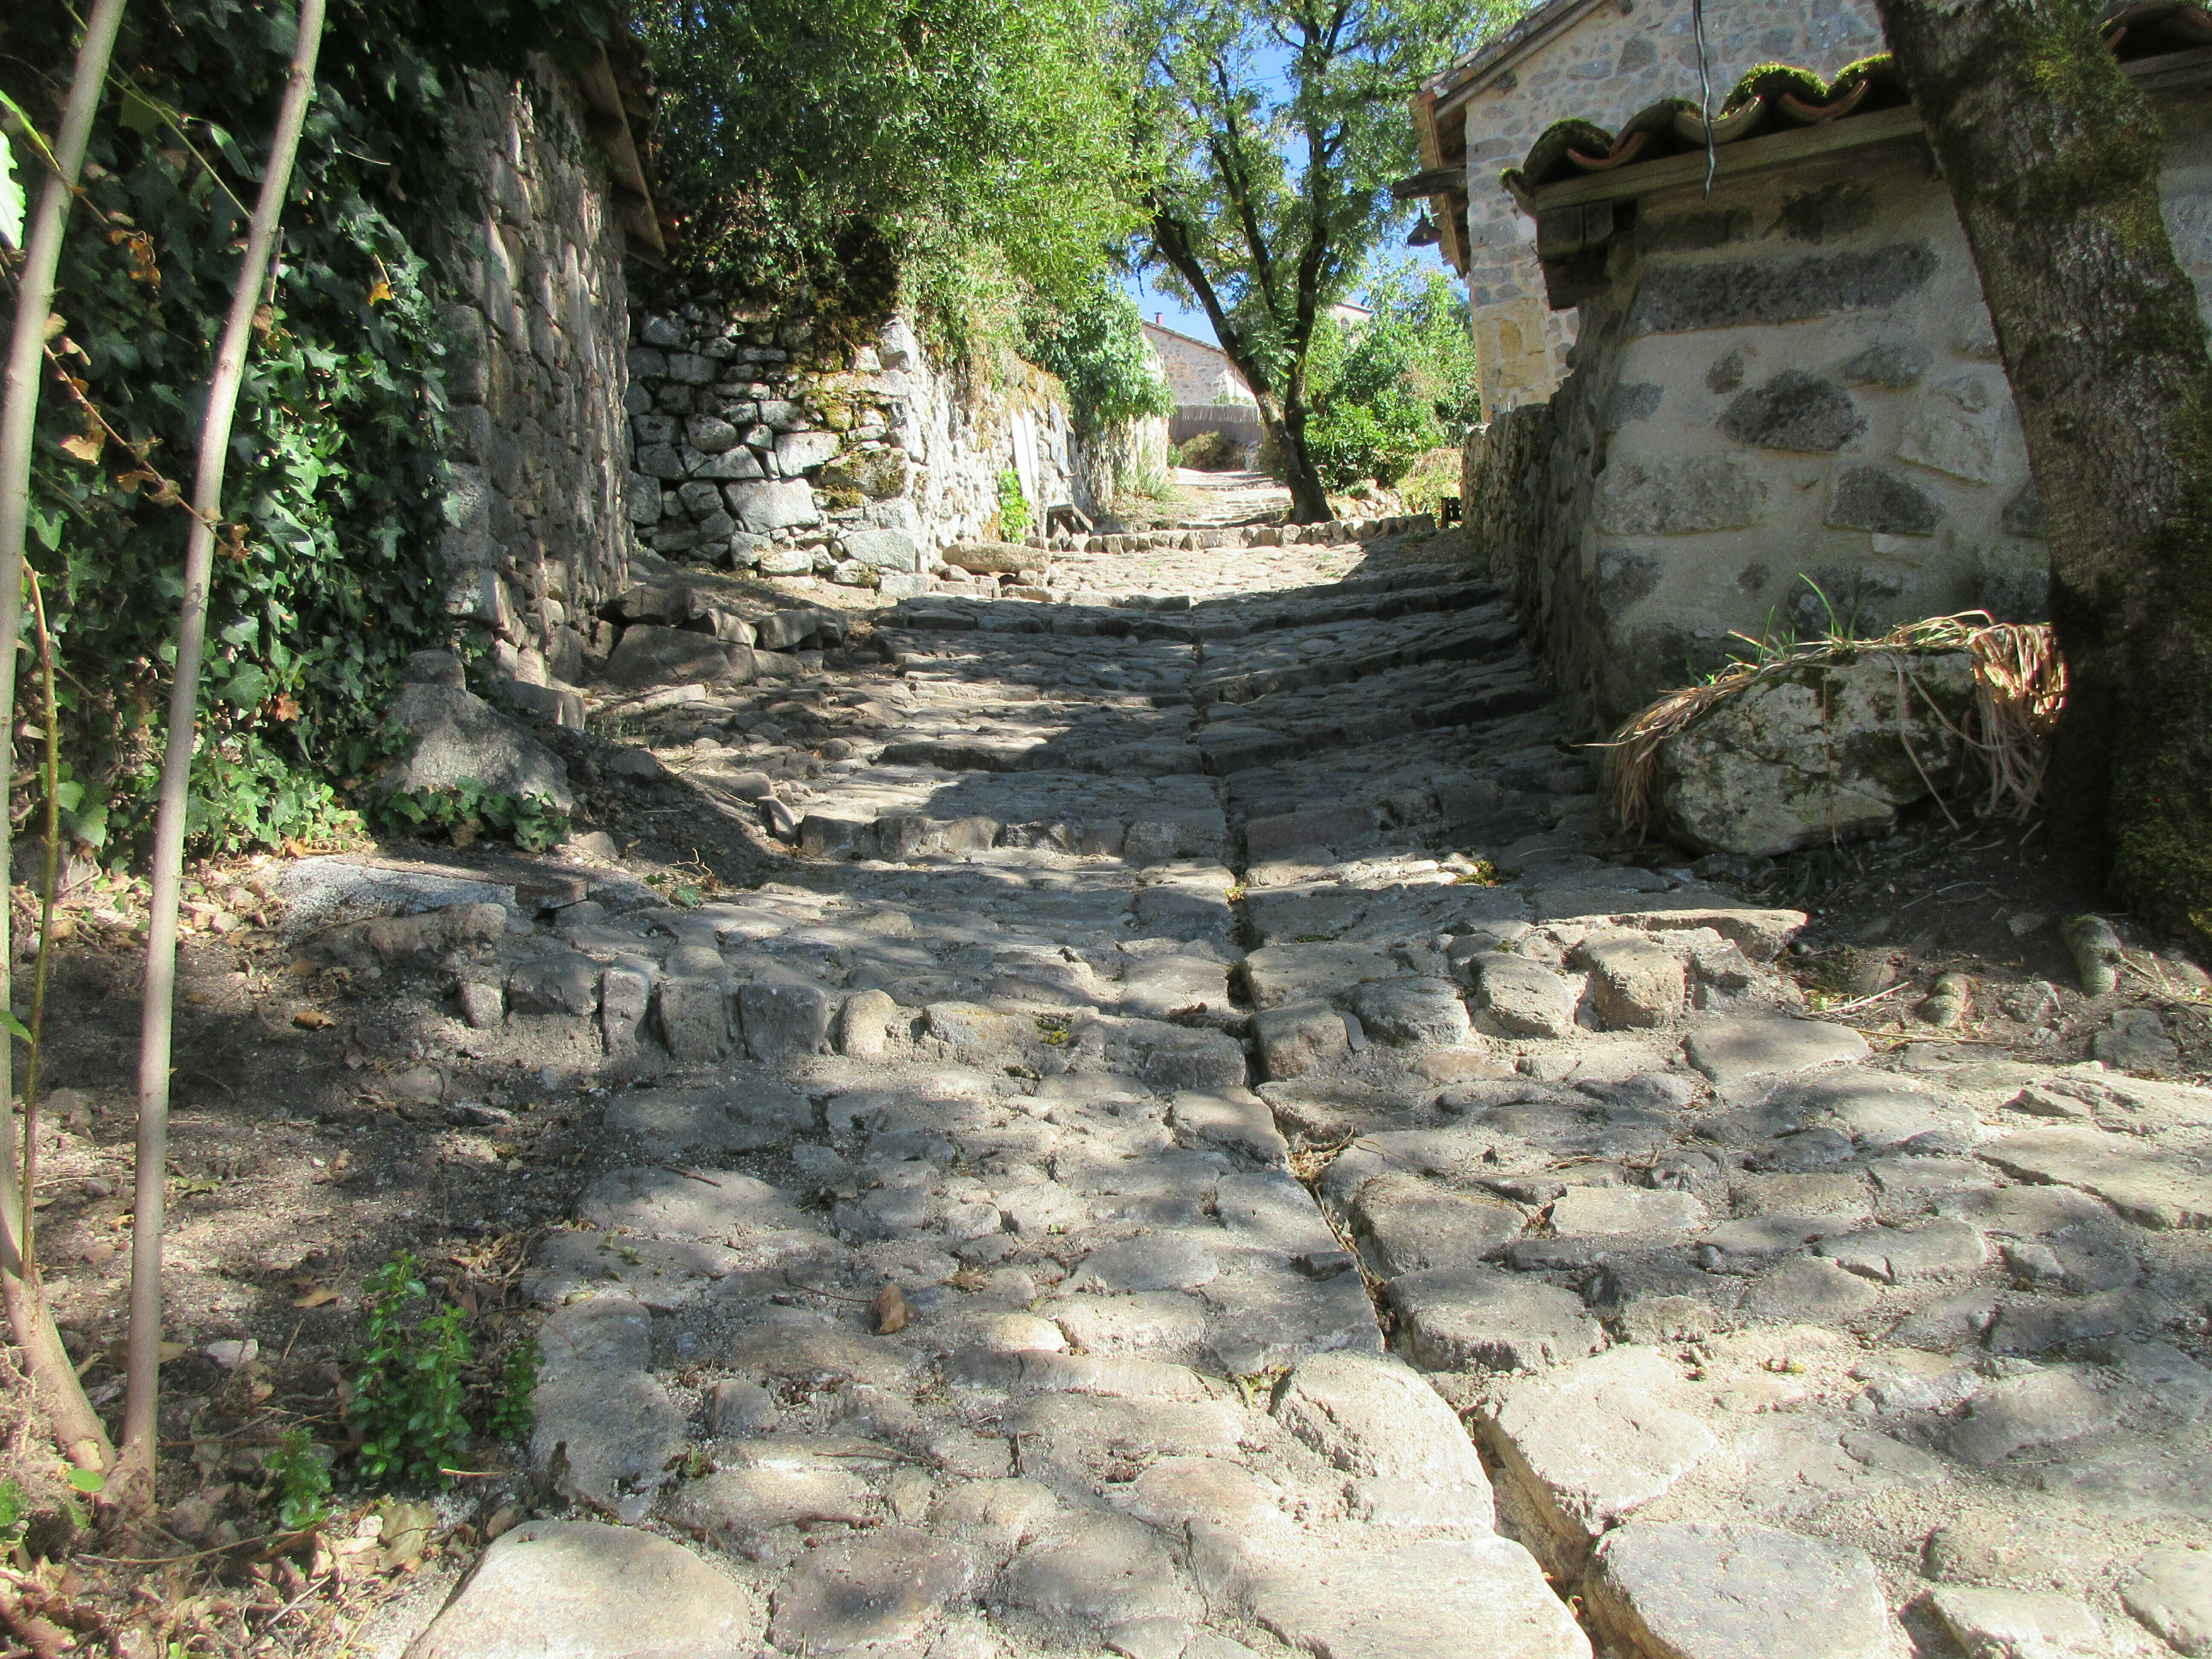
xmin=489 ymin=1337 xmax=540 ymax=1442
xmin=1132 ymin=0 xmax=1505 ymax=515
xmin=368 ymin=781 xmax=569 ymax=852
xmin=2 ymin=0 xmax=608 ymax=860
xmin=1303 ymin=265 xmax=1479 ymax=489
xmin=0 ymin=1477 xmax=23 ymax=1546
xmin=1019 ymin=282 xmax=1173 ymax=438
xmin=995 ymin=467 xmax=1032 ymax=539
xmin=634 ymin=0 xmax=1141 ymax=335
xmin=347 ymin=1254 xmax=474 ymax=1487
xmin=270 ymin=1426 xmax=334 ymax=1533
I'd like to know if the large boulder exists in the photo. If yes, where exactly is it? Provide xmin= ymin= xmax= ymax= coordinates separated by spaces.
xmin=379 ymin=684 xmax=572 ymax=812
xmin=943 ymin=541 xmax=1037 ymax=574
xmin=1650 ymin=649 xmax=1975 ymax=856
xmin=605 ymin=625 xmax=749 ymax=690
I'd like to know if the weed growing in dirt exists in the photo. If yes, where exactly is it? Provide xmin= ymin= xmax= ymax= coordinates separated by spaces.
xmin=489 ymin=1340 xmax=540 ymax=1444
xmin=348 ymin=1254 xmax=474 ymax=1487
xmin=270 ymin=1426 xmax=333 ymax=1533
xmin=0 ymin=1477 xmax=24 ymax=1547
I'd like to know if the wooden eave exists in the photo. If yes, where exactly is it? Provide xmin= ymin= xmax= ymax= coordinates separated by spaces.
xmin=570 ymin=41 xmax=666 ymax=265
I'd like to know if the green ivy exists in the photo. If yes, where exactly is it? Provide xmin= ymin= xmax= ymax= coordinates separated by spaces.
xmin=369 ymin=781 xmax=570 ymax=852
xmin=1019 ymin=282 xmax=1173 ymax=438
xmin=3 ymin=0 xmax=611 ymax=861
xmin=347 ymin=1252 xmax=474 ymax=1488
xmin=995 ymin=467 xmax=1031 ymax=539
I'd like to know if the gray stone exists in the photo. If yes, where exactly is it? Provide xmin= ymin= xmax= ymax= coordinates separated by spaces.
xmin=1839 ymin=341 xmax=1932 ymax=388
xmin=378 ymin=684 xmax=573 ymax=812
xmin=1654 ymin=651 xmax=1976 ymax=856
xmin=775 ymin=430 xmax=841 ymax=473
xmin=1924 ymin=1586 xmax=2102 ymax=1659
xmin=725 ymin=479 xmax=818 ymax=532
xmin=736 ymin=983 xmax=830 ymax=1062
xmin=1814 ymin=1219 xmax=1985 ymax=1283
xmin=405 ymin=649 xmax=465 ymax=686
xmin=1482 ymin=1348 xmax=1718 ymax=1574
xmin=661 ymin=1463 xmax=875 ymax=1540
xmin=507 ymin=954 xmax=600 ymax=1018
xmin=1947 ymin=1368 xmax=2112 ymax=1466
xmin=1274 ymin=1349 xmax=1495 ymax=1528
xmin=1584 ymin=1521 xmax=1893 ymax=1659
xmin=1246 ymin=1538 xmax=1589 ymax=1659
xmin=655 ymin=977 xmax=730 ymax=1060
xmin=2002 ymin=481 xmax=2046 ymax=539
xmin=1348 ymin=977 xmax=1471 ymax=1047
xmin=1246 ymin=804 xmax=1380 ymax=860
xmin=838 ymin=988 xmax=899 ymax=1058
xmin=1825 ymin=464 xmax=1943 ymax=535
xmin=402 ymin=1521 xmax=760 ymax=1659
xmin=606 ymin=626 xmax=742 ymax=690
xmin=1474 ymin=955 xmax=1579 ymax=1039
xmin=1548 ymin=1185 xmax=1706 ymax=1240
xmin=1604 ymin=381 xmax=1664 ymax=429
xmin=1592 ymin=456 xmax=1768 ymax=536
xmin=1720 ymin=372 xmax=1866 ymax=452
xmin=1350 ymin=1176 xmax=1524 ymax=1274
xmin=1139 ymin=1028 xmax=1248 ymax=1091
xmin=842 ymin=528 xmax=920 ymax=572
xmin=1628 ymin=242 xmax=1940 ymax=334
xmin=1070 ymin=1233 xmax=1219 ymax=1293
xmin=1387 ymin=1266 xmax=1603 ymax=1372
xmin=767 ymin=1525 xmax=978 ymax=1653
xmin=1684 ymin=1016 xmax=1871 ymax=1086
xmin=2122 ymin=1545 xmax=2212 ymax=1656
xmin=1001 ymin=1514 xmax=1199 ymax=1624
xmin=1979 ymin=1125 xmax=2212 ymax=1229
xmin=528 ymin=1298 xmax=688 ymax=1507
xmin=1576 ymin=936 xmax=1686 ymax=1027
xmin=2093 ymin=1007 xmax=2182 ymax=1075
xmin=1742 ymin=1257 xmax=1878 ymax=1322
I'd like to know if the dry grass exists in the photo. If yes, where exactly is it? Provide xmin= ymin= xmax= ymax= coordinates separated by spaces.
xmin=1598 ymin=613 xmax=2066 ymax=841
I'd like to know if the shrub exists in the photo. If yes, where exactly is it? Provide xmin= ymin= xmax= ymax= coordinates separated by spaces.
xmin=996 ymin=468 xmax=1032 ymax=538
xmin=1177 ymin=430 xmax=1246 ymax=471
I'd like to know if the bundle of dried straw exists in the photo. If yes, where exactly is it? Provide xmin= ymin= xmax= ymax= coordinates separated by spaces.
xmin=1598 ymin=613 xmax=2066 ymax=842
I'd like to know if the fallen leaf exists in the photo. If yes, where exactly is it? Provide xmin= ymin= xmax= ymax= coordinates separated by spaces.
xmin=870 ymin=1283 xmax=909 ymax=1335
xmin=288 ymin=958 xmax=317 ymax=977
xmin=157 ymin=1341 xmax=188 ymax=1363
xmin=291 ymin=1284 xmax=340 ymax=1309
xmin=293 ymin=1008 xmax=330 ymax=1029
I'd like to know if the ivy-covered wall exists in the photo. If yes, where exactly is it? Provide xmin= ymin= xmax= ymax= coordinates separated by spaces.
xmin=4 ymin=2 xmax=636 ymax=857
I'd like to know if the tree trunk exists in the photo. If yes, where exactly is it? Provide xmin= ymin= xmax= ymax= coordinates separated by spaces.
xmin=1271 ymin=404 xmax=1332 ymax=524
xmin=1877 ymin=0 xmax=2212 ymax=945
xmin=116 ymin=0 xmax=327 ymax=1513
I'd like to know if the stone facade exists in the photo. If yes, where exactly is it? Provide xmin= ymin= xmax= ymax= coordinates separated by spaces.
xmin=436 ymin=62 xmax=643 ymax=696
xmin=624 ymin=300 xmax=1088 ymax=592
xmin=1425 ymin=0 xmax=1885 ymax=418
xmin=1470 ymin=86 xmax=2212 ymax=732
xmin=1142 ymin=320 xmax=1257 ymax=406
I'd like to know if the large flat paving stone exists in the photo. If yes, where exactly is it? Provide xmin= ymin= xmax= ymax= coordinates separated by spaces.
xmin=529 ymin=1298 xmax=689 ymax=1508
xmin=1583 ymin=1521 xmax=1894 ymax=1659
xmin=1480 ymin=1348 xmax=1719 ymax=1575
xmin=1923 ymin=1586 xmax=2102 ymax=1659
xmin=1247 ymin=1537 xmax=1591 ymax=1659
xmin=1683 ymin=1016 xmax=1869 ymax=1088
xmin=405 ymin=1520 xmax=760 ymax=1659
xmin=1978 ymin=1125 xmax=2212 ymax=1228
xmin=1272 ymin=1350 xmax=1493 ymax=1530
xmin=2122 ymin=1544 xmax=2212 ymax=1656
xmin=767 ymin=1525 xmax=980 ymax=1653
xmin=1386 ymin=1266 xmax=1603 ymax=1372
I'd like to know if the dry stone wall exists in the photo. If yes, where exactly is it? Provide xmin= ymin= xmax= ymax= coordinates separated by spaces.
xmin=624 ymin=300 xmax=1086 ymax=595
xmin=435 ymin=63 xmax=635 ymax=697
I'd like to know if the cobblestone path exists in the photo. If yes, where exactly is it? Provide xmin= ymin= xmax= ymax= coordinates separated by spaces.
xmin=405 ymin=537 xmax=2212 ymax=1659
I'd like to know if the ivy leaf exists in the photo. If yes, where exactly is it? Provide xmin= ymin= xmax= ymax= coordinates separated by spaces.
xmin=0 ymin=1011 xmax=30 ymax=1044
xmin=66 ymin=1469 xmax=105 ymax=1495
xmin=0 ymin=90 xmax=61 ymax=178
xmin=58 ymin=430 xmax=106 ymax=464
xmin=366 ymin=279 xmax=392 ymax=305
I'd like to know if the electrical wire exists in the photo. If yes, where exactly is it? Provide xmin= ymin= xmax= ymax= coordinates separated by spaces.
xmin=1692 ymin=0 xmax=1717 ymax=197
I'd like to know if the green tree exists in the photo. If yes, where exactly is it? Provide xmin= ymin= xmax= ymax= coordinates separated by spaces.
xmin=1304 ymin=261 xmax=1477 ymax=488
xmin=636 ymin=0 xmax=1140 ymax=332
xmin=1132 ymin=0 xmax=1495 ymax=521
xmin=1020 ymin=280 xmax=1173 ymax=438
xmin=1875 ymin=0 xmax=2212 ymax=947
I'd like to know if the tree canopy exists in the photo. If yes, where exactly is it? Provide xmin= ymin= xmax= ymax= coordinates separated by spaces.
xmin=636 ymin=0 xmax=1142 ymax=331
xmin=1304 ymin=262 xmax=1478 ymax=489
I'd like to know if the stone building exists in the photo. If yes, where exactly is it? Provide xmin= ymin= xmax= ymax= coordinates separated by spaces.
xmin=1409 ymin=0 xmax=1884 ymax=419
xmin=1141 ymin=320 xmax=1257 ymax=406
xmin=1459 ymin=20 xmax=2212 ymax=731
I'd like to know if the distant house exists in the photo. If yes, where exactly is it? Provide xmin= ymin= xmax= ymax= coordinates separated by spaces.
xmin=1409 ymin=0 xmax=1884 ymax=419
xmin=1141 ymin=320 xmax=1257 ymax=406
